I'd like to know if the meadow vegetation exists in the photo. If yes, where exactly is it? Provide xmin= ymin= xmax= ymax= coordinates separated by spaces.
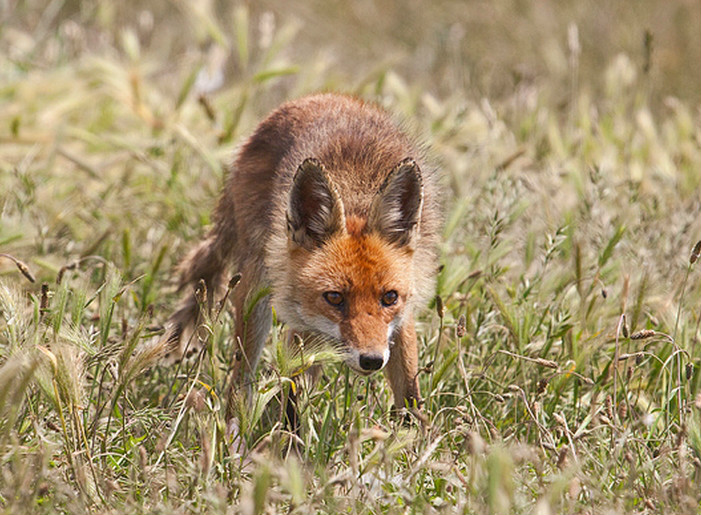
xmin=1 ymin=1 xmax=700 ymax=513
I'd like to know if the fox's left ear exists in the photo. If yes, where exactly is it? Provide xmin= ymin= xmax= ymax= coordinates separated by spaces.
xmin=287 ymin=158 xmax=346 ymax=249
xmin=368 ymin=158 xmax=423 ymax=248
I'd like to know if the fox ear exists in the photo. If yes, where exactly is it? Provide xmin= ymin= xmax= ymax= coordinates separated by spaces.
xmin=367 ymin=158 xmax=423 ymax=248
xmin=287 ymin=158 xmax=346 ymax=249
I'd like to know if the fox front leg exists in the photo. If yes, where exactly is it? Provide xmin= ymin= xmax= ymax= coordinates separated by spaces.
xmin=385 ymin=315 xmax=421 ymax=412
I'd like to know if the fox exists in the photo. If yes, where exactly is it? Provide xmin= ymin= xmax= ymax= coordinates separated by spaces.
xmin=164 ymin=93 xmax=441 ymax=421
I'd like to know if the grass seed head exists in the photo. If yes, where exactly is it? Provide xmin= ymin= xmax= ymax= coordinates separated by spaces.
xmin=0 ymin=254 xmax=36 ymax=283
xmin=456 ymin=314 xmax=466 ymax=338
xmin=536 ymin=378 xmax=548 ymax=394
xmin=690 ymin=240 xmax=701 ymax=264
xmin=229 ymin=273 xmax=242 ymax=289
xmin=40 ymin=283 xmax=49 ymax=311
xmin=535 ymin=358 xmax=558 ymax=369
xmin=631 ymin=329 xmax=656 ymax=340
xmin=435 ymin=294 xmax=444 ymax=319
xmin=15 ymin=259 xmax=36 ymax=283
xmin=604 ymin=395 xmax=614 ymax=420
xmin=195 ymin=279 xmax=207 ymax=305
xmin=618 ymin=401 xmax=627 ymax=420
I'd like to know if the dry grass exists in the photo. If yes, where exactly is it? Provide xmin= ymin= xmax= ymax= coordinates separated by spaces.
xmin=1 ymin=1 xmax=700 ymax=513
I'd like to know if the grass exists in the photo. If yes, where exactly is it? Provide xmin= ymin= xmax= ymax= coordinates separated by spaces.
xmin=1 ymin=1 xmax=700 ymax=513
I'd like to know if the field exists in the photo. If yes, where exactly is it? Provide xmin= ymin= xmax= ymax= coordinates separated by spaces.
xmin=1 ymin=1 xmax=700 ymax=513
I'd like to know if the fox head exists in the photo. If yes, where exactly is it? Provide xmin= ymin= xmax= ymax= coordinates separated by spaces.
xmin=284 ymin=157 xmax=423 ymax=375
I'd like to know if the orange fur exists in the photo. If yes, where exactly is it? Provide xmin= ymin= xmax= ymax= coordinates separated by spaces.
xmin=294 ymin=232 xmax=413 ymax=356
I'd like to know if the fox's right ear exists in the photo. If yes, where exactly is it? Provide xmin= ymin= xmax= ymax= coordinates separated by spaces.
xmin=287 ymin=158 xmax=346 ymax=249
xmin=368 ymin=158 xmax=423 ymax=248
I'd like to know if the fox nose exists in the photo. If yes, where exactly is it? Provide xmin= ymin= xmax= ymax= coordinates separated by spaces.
xmin=358 ymin=353 xmax=385 ymax=371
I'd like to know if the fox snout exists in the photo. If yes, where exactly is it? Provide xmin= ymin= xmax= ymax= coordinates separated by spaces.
xmin=345 ymin=345 xmax=392 ymax=375
xmin=358 ymin=352 xmax=386 ymax=372
xmin=339 ymin=311 xmax=398 ymax=375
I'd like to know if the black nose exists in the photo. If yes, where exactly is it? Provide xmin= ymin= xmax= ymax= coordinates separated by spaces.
xmin=358 ymin=353 xmax=384 ymax=371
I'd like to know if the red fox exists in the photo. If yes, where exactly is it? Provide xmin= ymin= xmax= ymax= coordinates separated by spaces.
xmin=165 ymin=93 xmax=441 ymax=417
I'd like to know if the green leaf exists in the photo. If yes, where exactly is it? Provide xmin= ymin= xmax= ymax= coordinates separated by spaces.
xmin=252 ymin=66 xmax=300 ymax=84
xmin=598 ymin=224 xmax=625 ymax=268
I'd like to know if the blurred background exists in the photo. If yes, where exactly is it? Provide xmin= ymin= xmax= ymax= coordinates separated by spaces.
xmin=3 ymin=0 xmax=699 ymax=109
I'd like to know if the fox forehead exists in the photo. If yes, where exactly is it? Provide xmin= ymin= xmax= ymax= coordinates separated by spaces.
xmin=296 ymin=230 xmax=413 ymax=295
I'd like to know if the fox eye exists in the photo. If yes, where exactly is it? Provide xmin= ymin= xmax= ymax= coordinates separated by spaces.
xmin=323 ymin=291 xmax=344 ymax=307
xmin=381 ymin=290 xmax=398 ymax=307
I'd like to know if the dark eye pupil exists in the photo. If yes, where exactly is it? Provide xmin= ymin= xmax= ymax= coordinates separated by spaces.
xmin=323 ymin=291 xmax=344 ymax=306
xmin=382 ymin=290 xmax=398 ymax=306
